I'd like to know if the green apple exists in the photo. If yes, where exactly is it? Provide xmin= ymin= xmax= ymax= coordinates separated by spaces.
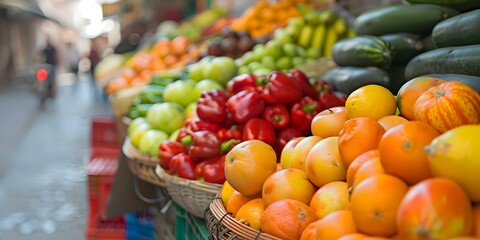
xmin=130 ymin=122 xmax=151 ymax=148
xmin=296 ymin=46 xmax=307 ymax=57
xmin=138 ymin=129 xmax=168 ymax=157
xmin=287 ymin=17 xmax=305 ymax=29
xmin=185 ymin=102 xmax=197 ymax=117
xmin=238 ymin=65 xmax=250 ymax=74
xmin=261 ymin=56 xmax=277 ymax=70
xmin=248 ymin=62 xmax=265 ymax=73
xmin=146 ymin=102 xmax=185 ymax=135
xmin=306 ymin=47 xmax=322 ymax=59
xmin=254 ymin=68 xmax=272 ymax=76
xmin=264 ymin=43 xmax=284 ymax=59
xmin=283 ymin=43 xmax=297 ymax=57
xmin=304 ymin=12 xmax=321 ymax=25
xmin=193 ymin=79 xmax=224 ymax=101
xmin=274 ymin=31 xmax=295 ymax=44
xmin=276 ymin=56 xmax=293 ymax=70
xmin=163 ymin=80 xmax=196 ymax=107
xmin=202 ymin=57 xmax=238 ymax=86
xmin=169 ymin=129 xmax=180 ymax=141
xmin=292 ymin=57 xmax=306 ymax=68
xmin=128 ymin=117 xmax=147 ymax=136
xmin=240 ymin=52 xmax=255 ymax=65
xmin=187 ymin=62 xmax=204 ymax=82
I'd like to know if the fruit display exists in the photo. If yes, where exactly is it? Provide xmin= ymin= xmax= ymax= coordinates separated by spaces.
xmin=217 ymin=80 xmax=480 ymax=239
xmin=105 ymin=36 xmax=201 ymax=94
xmin=156 ymin=69 xmax=347 ymax=184
xmin=205 ymin=27 xmax=257 ymax=59
xmin=235 ymin=8 xmax=354 ymax=75
xmin=230 ymin=0 xmax=308 ymax=39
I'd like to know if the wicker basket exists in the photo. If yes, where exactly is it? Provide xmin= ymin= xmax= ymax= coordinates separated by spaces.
xmin=205 ymin=195 xmax=281 ymax=240
xmin=122 ymin=137 xmax=167 ymax=187
xmin=156 ymin=166 xmax=222 ymax=219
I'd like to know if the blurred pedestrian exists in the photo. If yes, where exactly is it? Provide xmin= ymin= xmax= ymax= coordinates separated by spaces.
xmin=88 ymin=45 xmax=100 ymax=78
xmin=41 ymin=38 xmax=58 ymax=99
xmin=66 ymin=42 xmax=80 ymax=78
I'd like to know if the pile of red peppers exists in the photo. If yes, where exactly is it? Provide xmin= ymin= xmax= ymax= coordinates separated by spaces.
xmin=158 ymin=69 xmax=347 ymax=183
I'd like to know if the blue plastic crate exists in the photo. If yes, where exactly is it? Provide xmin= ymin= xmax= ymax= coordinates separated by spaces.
xmin=126 ymin=210 xmax=155 ymax=240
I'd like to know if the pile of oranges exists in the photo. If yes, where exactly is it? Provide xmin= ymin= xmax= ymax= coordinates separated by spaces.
xmin=230 ymin=0 xmax=310 ymax=39
xmin=220 ymin=82 xmax=480 ymax=239
xmin=106 ymin=36 xmax=200 ymax=94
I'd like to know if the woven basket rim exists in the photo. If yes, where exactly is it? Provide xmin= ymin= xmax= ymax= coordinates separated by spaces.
xmin=122 ymin=137 xmax=159 ymax=167
xmin=208 ymin=194 xmax=281 ymax=240
xmin=155 ymin=165 xmax=222 ymax=194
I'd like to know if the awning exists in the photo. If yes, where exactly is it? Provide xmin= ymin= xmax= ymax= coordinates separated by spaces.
xmin=0 ymin=0 xmax=60 ymax=24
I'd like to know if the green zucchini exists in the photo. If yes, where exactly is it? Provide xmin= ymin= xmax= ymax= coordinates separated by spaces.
xmin=386 ymin=66 xmax=408 ymax=94
xmin=422 ymin=35 xmax=436 ymax=52
xmin=354 ymin=4 xmax=460 ymax=36
xmin=380 ymin=33 xmax=424 ymax=65
xmin=406 ymin=0 xmax=480 ymax=12
xmin=432 ymin=9 xmax=480 ymax=48
xmin=321 ymin=67 xmax=391 ymax=95
xmin=331 ymin=36 xmax=392 ymax=68
xmin=420 ymin=73 xmax=480 ymax=93
xmin=405 ymin=44 xmax=480 ymax=79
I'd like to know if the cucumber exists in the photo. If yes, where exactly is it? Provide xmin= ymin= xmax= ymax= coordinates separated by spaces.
xmin=354 ymin=4 xmax=460 ymax=36
xmin=405 ymin=44 xmax=480 ymax=79
xmin=321 ymin=67 xmax=391 ymax=95
xmin=406 ymin=0 xmax=480 ymax=12
xmin=380 ymin=33 xmax=424 ymax=65
xmin=432 ymin=9 xmax=480 ymax=48
xmin=331 ymin=36 xmax=392 ymax=68
xmin=420 ymin=74 xmax=480 ymax=93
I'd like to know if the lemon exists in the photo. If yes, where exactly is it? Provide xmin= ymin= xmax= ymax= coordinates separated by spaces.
xmin=346 ymin=85 xmax=397 ymax=120
xmin=220 ymin=181 xmax=235 ymax=208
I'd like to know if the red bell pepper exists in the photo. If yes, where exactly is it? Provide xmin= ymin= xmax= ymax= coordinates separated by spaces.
xmin=261 ymin=71 xmax=303 ymax=104
xmin=193 ymin=158 xmax=214 ymax=179
xmin=184 ymin=118 xmax=220 ymax=132
xmin=158 ymin=141 xmax=187 ymax=172
xmin=217 ymin=125 xmax=242 ymax=141
xmin=225 ymin=74 xmax=266 ymax=95
xmin=168 ymin=153 xmax=196 ymax=180
xmin=262 ymin=104 xmax=290 ymax=130
xmin=318 ymin=91 xmax=345 ymax=110
xmin=288 ymin=69 xmax=318 ymax=98
xmin=225 ymin=89 xmax=265 ymax=123
xmin=242 ymin=118 xmax=276 ymax=146
xmin=201 ymin=154 xmax=226 ymax=184
xmin=290 ymin=96 xmax=322 ymax=135
xmin=181 ymin=130 xmax=221 ymax=162
xmin=276 ymin=127 xmax=303 ymax=152
xmin=196 ymin=89 xmax=228 ymax=123
xmin=311 ymin=78 xmax=334 ymax=94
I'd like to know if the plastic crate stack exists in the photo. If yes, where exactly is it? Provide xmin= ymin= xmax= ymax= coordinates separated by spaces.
xmin=86 ymin=115 xmax=125 ymax=240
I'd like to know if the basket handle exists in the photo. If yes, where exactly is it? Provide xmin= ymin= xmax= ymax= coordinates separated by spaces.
xmin=133 ymin=175 xmax=168 ymax=205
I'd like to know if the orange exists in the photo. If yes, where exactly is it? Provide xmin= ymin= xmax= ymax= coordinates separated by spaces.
xmin=351 ymin=174 xmax=408 ymax=237
xmin=310 ymin=181 xmax=350 ymax=220
xmin=314 ymin=210 xmax=358 ymax=239
xmin=311 ymin=107 xmax=348 ymax=138
xmin=287 ymin=136 xmax=323 ymax=171
xmin=346 ymin=149 xmax=379 ymax=187
xmin=379 ymin=121 xmax=439 ymax=185
xmin=260 ymin=199 xmax=317 ymax=240
xmin=345 ymin=84 xmax=397 ymax=120
xmin=352 ymin=157 xmax=385 ymax=189
xmin=225 ymin=140 xmax=277 ymax=196
xmin=280 ymin=137 xmax=305 ymax=169
xmin=226 ymin=190 xmax=259 ymax=217
xmin=448 ymin=238 xmax=478 ymax=240
xmin=338 ymin=233 xmax=368 ymax=240
xmin=377 ymin=115 xmax=408 ymax=131
xmin=338 ymin=117 xmax=386 ymax=168
xmin=220 ymin=181 xmax=235 ymax=208
xmin=300 ymin=220 xmax=321 ymax=240
xmin=262 ymin=168 xmax=316 ymax=207
xmin=235 ymin=198 xmax=265 ymax=230
xmin=305 ymin=137 xmax=346 ymax=187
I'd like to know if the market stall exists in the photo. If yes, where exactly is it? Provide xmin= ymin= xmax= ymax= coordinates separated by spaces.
xmin=91 ymin=0 xmax=480 ymax=239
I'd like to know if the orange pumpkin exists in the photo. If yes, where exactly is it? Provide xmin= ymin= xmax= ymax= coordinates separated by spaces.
xmin=414 ymin=81 xmax=480 ymax=133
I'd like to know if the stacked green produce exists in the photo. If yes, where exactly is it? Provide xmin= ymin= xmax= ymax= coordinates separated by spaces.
xmin=322 ymin=3 xmax=467 ymax=95
xmin=234 ymin=9 xmax=355 ymax=75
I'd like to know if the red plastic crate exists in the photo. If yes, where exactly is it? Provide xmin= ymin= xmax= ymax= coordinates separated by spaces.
xmin=90 ymin=115 xmax=119 ymax=149
xmin=85 ymin=145 xmax=124 ymax=239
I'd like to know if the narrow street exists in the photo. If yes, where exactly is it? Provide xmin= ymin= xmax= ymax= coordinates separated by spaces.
xmin=0 ymin=74 xmax=112 ymax=239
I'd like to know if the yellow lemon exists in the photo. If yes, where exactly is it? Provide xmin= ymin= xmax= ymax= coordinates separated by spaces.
xmin=220 ymin=181 xmax=235 ymax=208
xmin=346 ymin=85 xmax=397 ymax=120
xmin=425 ymin=125 xmax=480 ymax=202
